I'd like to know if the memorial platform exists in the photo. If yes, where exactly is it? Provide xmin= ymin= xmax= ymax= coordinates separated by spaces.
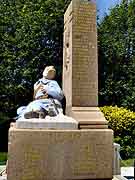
xmin=8 ymin=127 xmax=113 ymax=180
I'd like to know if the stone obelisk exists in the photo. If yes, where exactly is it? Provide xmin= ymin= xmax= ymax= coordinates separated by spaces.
xmin=63 ymin=0 xmax=107 ymax=129
xmin=63 ymin=0 xmax=98 ymax=109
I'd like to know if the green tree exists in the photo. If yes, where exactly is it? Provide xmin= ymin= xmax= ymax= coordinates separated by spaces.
xmin=0 ymin=0 xmax=64 ymax=120
xmin=98 ymin=0 xmax=135 ymax=111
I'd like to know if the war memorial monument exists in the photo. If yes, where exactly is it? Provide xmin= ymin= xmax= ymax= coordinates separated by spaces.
xmin=7 ymin=0 xmax=114 ymax=179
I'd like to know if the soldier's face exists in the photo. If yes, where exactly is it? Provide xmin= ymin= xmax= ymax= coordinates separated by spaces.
xmin=47 ymin=70 xmax=56 ymax=80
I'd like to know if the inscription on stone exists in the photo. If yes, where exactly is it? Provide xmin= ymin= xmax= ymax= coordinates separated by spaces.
xmin=63 ymin=0 xmax=98 ymax=108
xmin=8 ymin=129 xmax=113 ymax=179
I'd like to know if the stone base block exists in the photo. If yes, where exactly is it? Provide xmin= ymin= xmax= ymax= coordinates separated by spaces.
xmin=8 ymin=128 xmax=113 ymax=180
xmin=71 ymin=107 xmax=108 ymax=129
xmin=16 ymin=114 xmax=78 ymax=130
xmin=79 ymin=125 xmax=108 ymax=129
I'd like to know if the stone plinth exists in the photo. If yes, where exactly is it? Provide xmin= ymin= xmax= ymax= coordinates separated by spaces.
xmin=16 ymin=115 xmax=78 ymax=130
xmin=63 ymin=0 xmax=98 ymax=115
xmin=72 ymin=107 xmax=108 ymax=129
xmin=8 ymin=127 xmax=113 ymax=180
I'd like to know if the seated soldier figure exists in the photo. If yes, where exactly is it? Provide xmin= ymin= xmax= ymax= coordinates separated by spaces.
xmin=17 ymin=66 xmax=64 ymax=119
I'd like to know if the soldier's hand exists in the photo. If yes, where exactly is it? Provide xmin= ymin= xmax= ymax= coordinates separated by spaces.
xmin=41 ymin=87 xmax=46 ymax=94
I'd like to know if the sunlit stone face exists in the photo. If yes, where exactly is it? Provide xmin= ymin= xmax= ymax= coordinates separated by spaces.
xmin=43 ymin=66 xmax=56 ymax=80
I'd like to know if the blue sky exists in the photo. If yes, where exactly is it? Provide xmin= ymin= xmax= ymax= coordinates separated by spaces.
xmin=97 ymin=0 xmax=121 ymax=18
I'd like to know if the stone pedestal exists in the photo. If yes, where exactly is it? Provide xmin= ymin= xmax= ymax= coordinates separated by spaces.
xmin=8 ymin=127 xmax=113 ymax=180
xmin=16 ymin=115 xmax=78 ymax=130
xmin=71 ymin=107 xmax=108 ymax=129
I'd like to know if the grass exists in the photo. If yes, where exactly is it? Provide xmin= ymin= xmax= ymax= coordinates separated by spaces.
xmin=121 ymin=159 xmax=134 ymax=167
xmin=0 ymin=152 xmax=7 ymax=165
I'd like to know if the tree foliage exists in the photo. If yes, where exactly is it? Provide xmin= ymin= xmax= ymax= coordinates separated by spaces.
xmin=1 ymin=0 xmax=135 ymax=119
xmin=98 ymin=0 xmax=135 ymax=111
xmin=0 ymin=0 xmax=64 ymax=120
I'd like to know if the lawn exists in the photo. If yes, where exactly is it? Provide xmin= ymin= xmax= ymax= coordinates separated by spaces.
xmin=0 ymin=152 xmax=7 ymax=165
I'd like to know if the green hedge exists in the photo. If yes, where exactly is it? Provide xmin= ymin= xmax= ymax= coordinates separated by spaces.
xmin=100 ymin=106 xmax=135 ymax=160
xmin=0 ymin=152 xmax=7 ymax=165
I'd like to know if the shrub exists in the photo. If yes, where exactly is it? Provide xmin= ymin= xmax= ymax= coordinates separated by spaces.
xmin=100 ymin=106 xmax=135 ymax=159
xmin=0 ymin=152 xmax=7 ymax=165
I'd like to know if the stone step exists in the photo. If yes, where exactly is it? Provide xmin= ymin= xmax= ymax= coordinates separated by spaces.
xmin=16 ymin=114 xmax=78 ymax=130
xmin=79 ymin=124 xmax=108 ymax=129
xmin=71 ymin=107 xmax=108 ymax=126
xmin=0 ymin=175 xmax=7 ymax=180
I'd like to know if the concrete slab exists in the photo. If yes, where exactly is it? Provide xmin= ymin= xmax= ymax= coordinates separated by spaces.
xmin=0 ymin=166 xmax=6 ymax=173
xmin=121 ymin=167 xmax=134 ymax=178
xmin=72 ymin=107 xmax=101 ymax=112
xmin=79 ymin=124 xmax=108 ymax=129
xmin=113 ymin=175 xmax=128 ymax=180
xmin=16 ymin=114 xmax=78 ymax=130
xmin=0 ymin=175 xmax=7 ymax=180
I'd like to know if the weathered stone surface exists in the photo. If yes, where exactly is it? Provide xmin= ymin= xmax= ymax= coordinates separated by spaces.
xmin=79 ymin=125 xmax=108 ymax=129
xmin=71 ymin=107 xmax=108 ymax=129
xmin=16 ymin=114 xmax=78 ymax=130
xmin=72 ymin=107 xmax=101 ymax=112
xmin=72 ymin=108 xmax=106 ymax=122
xmin=8 ymin=127 xmax=113 ymax=180
xmin=63 ymin=0 xmax=98 ymax=115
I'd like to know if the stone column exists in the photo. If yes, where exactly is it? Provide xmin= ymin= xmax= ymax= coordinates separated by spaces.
xmin=63 ymin=0 xmax=98 ymax=113
xmin=63 ymin=0 xmax=108 ymax=129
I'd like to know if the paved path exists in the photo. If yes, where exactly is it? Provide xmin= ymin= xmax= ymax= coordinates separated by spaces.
xmin=121 ymin=167 xmax=134 ymax=179
xmin=0 ymin=175 xmax=7 ymax=180
xmin=0 ymin=166 xmax=6 ymax=180
xmin=0 ymin=166 xmax=6 ymax=175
